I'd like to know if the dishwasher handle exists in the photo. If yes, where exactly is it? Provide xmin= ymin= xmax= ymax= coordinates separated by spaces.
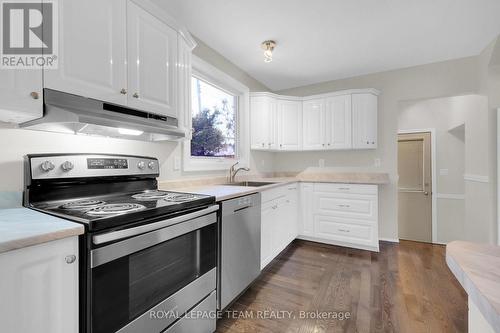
xmin=221 ymin=193 xmax=261 ymax=217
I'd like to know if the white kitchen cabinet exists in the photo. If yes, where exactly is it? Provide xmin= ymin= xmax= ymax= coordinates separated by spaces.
xmin=250 ymin=96 xmax=273 ymax=150
xmin=325 ymin=95 xmax=352 ymax=149
xmin=352 ymin=93 xmax=378 ymax=149
xmin=260 ymin=200 xmax=276 ymax=269
xmin=0 ymin=236 xmax=79 ymax=333
xmin=302 ymin=99 xmax=325 ymax=150
xmin=177 ymin=35 xmax=193 ymax=136
xmin=0 ymin=70 xmax=43 ymax=123
xmin=277 ymin=99 xmax=302 ymax=150
xmin=44 ymin=0 xmax=128 ymax=105
xmin=300 ymin=183 xmax=315 ymax=236
xmin=260 ymin=183 xmax=300 ymax=269
xmin=127 ymin=1 xmax=178 ymax=117
xmin=284 ymin=183 xmax=299 ymax=243
xmin=299 ymin=182 xmax=379 ymax=252
xmin=251 ymin=89 xmax=378 ymax=152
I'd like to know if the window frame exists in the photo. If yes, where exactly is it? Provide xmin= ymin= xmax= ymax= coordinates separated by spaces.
xmin=183 ymin=56 xmax=250 ymax=172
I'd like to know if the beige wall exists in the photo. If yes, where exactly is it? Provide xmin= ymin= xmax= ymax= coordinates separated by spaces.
xmin=399 ymin=95 xmax=490 ymax=243
xmin=275 ymin=56 xmax=484 ymax=241
xmin=0 ymin=37 xmax=274 ymax=193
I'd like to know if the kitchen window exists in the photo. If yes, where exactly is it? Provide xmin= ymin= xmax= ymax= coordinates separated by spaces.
xmin=191 ymin=77 xmax=237 ymax=158
xmin=183 ymin=56 xmax=250 ymax=171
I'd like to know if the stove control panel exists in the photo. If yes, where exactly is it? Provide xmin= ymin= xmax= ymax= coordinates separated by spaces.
xmin=29 ymin=154 xmax=160 ymax=180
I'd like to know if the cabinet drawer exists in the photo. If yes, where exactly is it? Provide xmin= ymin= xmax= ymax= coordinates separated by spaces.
xmin=314 ymin=216 xmax=377 ymax=246
xmin=314 ymin=183 xmax=377 ymax=195
xmin=261 ymin=182 xmax=298 ymax=203
xmin=314 ymin=193 xmax=377 ymax=220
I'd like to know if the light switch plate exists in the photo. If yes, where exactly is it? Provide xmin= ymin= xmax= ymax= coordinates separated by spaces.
xmin=374 ymin=158 xmax=381 ymax=168
xmin=439 ymin=169 xmax=449 ymax=176
xmin=319 ymin=159 xmax=325 ymax=168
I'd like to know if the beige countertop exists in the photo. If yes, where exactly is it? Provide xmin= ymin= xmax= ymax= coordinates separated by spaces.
xmin=446 ymin=241 xmax=500 ymax=332
xmin=0 ymin=208 xmax=84 ymax=254
xmin=159 ymin=172 xmax=390 ymax=201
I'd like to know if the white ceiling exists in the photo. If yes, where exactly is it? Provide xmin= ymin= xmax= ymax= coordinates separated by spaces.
xmin=154 ymin=0 xmax=500 ymax=91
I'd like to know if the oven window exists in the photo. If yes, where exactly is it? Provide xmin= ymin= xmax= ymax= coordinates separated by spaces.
xmin=91 ymin=223 xmax=217 ymax=333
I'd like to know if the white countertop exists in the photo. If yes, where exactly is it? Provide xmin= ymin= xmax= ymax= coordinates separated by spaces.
xmin=0 ymin=208 xmax=84 ymax=254
xmin=446 ymin=241 xmax=500 ymax=332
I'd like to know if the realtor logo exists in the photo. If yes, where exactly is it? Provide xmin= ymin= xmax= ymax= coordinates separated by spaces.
xmin=1 ymin=0 xmax=58 ymax=69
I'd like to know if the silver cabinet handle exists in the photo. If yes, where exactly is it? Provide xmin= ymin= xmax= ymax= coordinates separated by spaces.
xmin=133 ymin=92 xmax=139 ymax=98
xmin=424 ymin=191 xmax=429 ymax=196
xmin=65 ymin=255 xmax=76 ymax=264
xmin=261 ymin=143 xmax=265 ymax=147
xmin=338 ymin=229 xmax=350 ymax=233
xmin=30 ymin=91 xmax=39 ymax=99
xmin=338 ymin=187 xmax=350 ymax=191
xmin=338 ymin=204 xmax=351 ymax=208
xmin=120 ymin=88 xmax=127 ymax=94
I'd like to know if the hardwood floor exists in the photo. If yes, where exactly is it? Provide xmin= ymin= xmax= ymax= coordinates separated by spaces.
xmin=216 ymin=240 xmax=467 ymax=333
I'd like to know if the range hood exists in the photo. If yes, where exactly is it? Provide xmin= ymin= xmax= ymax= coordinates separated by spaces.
xmin=20 ymin=89 xmax=186 ymax=141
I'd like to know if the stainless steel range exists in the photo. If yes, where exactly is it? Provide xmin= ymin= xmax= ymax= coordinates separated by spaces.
xmin=23 ymin=154 xmax=218 ymax=333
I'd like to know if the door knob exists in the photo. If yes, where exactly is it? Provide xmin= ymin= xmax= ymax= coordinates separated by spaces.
xmin=133 ymin=92 xmax=139 ymax=98
xmin=424 ymin=191 xmax=429 ymax=196
xmin=120 ymin=88 xmax=127 ymax=94
xmin=30 ymin=91 xmax=39 ymax=99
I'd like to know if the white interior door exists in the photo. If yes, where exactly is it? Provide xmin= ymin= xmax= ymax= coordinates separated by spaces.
xmin=44 ymin=0 xmax=127 ymax=105
xmin=326 ymin=95 xmax=352 ymax=149
xmin=127 ymin=1 xmax=178 ymax=117
xmin=278 ymin=100 xmax=302 ymax=150
xmin=302 ymin=99 xmax=325 ymax=150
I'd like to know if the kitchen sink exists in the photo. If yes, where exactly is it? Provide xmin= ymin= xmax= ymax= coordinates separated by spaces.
xmin=224 ymin=181 xmax=276 ymax=187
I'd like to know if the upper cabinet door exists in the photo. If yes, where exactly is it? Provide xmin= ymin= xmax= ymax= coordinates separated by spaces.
xmin=302 ymin=99 xmax=325 ymax=150
xmin=278 ymin=100 xmax=302 ymax=150
xmin=177 ymin=37 xmax=192 ymax=136
xmin=0 ymin=70 xmax=42 ymax=123
xmin=127 ymin=1 xmax=178 ymax=117
xmin=352 ymin=93 xmax=378 ymax=149
xmin=250 ymin=96 xmax=271 ymax=150
xmin=44 ymin=0 xmax=127 ymax=105
xmin=325 ymin=95 xmax=352 ymax=149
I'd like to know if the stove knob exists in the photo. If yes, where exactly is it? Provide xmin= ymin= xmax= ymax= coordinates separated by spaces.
xmin=40 ymin=161 xmax=55 ymax=172
xmin=61 ymin=161 xmax=74 ymax=172
xmin=148 ymin=161 xmax=155 ymax=169
xmin=137 ymin=161 xmax=146 ymax=170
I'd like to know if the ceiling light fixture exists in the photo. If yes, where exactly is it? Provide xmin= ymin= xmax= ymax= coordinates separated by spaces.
xmin=261 ymin=40 xmax=276 ymax=63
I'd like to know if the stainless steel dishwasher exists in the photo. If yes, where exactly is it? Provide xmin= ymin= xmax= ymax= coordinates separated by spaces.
xmin=219 ymin=193 xmax=261 ymax=310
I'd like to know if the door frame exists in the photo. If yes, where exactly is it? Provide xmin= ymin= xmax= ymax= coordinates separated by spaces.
xmin=397 ymin=128 xmax=438 ymax=243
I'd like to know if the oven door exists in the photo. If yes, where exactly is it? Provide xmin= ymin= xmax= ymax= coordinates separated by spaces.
xmin=89 ymin=205 xmax=219 ymax=333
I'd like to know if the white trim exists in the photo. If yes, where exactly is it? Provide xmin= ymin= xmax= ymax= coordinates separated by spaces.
xmin=183 ymin=56 xmax=250 ymax=172
xmin=398 ymin=128 xmax=438 ymax=244
xmin=436 ymin=193 xmax=465 ymax=200
xmin=463 ymin=174 xmax=490 ymax=183
xmin=379 ymin=238 xmax=400 ymax=243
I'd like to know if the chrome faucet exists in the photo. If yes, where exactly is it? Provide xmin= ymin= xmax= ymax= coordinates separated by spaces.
xmin=228 ymin=162 xmax=250 ymax=183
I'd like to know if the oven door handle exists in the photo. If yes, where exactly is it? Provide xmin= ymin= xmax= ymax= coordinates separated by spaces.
xmin=90 ymin=205 xmax=219 ymax=268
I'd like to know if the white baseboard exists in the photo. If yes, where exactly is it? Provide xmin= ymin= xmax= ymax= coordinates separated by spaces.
xmin=379 ymin=237 xmax=399 ymax=243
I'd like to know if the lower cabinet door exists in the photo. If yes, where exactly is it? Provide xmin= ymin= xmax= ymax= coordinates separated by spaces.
xmin=261 ymin=201 xmax=276 ymax=269
xmin=314 ymin=216 xmax=378 ymax=249
xmin=0 ymin=237 xmax=79 ymax=333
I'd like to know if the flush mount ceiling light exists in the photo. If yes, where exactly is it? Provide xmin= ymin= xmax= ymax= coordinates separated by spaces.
xmin=261 ymin=40 xmax=276 ymax=63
